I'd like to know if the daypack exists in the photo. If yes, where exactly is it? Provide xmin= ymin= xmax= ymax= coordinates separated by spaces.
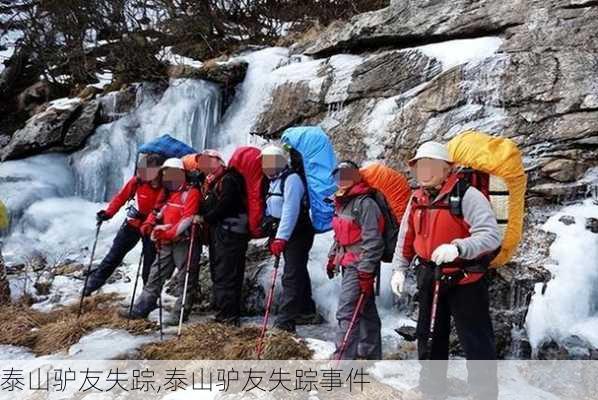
xmin=447 ymin=130 xmax=527 ymax=267
xmin=138 ymin=134 xmax=197 ymax=158
xmin=280 ymin=126 xmax=337 ymax=233
xmin=360 ymin=163 xmax=412 ymax=263
xmin=228 ymin=146 xmax=266 ymax=238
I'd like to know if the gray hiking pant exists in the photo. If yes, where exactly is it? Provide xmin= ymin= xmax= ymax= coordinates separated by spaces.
xmin=333 ymin=265 xmax=382 ymax=360
xmin=133 ymin=238 xmax=201 ymax=318
xmin=0 ymin=247 xmax=10 ymax=306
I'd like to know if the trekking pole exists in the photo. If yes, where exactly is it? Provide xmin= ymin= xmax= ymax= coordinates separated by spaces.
xmin=157 ymin=245 xmax=164 ymax=341
xmin=256 ymin=256 xmax=281 ymax=359
xmin=78 ymin=221 xmax=102 ymax=318
xmin=178 ymin=223 xmax=198 ymax=338
xmin=423 ymin=264 xmax=442 ymax=360
xmin=335 ymin=292 xmax=366 ymax=367
xmin=127 ymin=252 xmax=144 ymax=326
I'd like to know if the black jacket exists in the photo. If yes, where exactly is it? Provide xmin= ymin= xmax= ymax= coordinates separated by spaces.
xmin=199 ymin=169 xmax=247 ymax=225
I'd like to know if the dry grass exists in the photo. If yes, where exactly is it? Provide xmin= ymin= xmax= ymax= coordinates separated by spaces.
xmin=0 ymin=293 xmax=156 ymax=355
xmin=140 ymin=323 xmax=313 ymax=360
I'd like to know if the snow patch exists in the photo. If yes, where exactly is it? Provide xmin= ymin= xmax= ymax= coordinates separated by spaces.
xmin=305 ymin=338 xmax=336 ymax=360
xmin=414 ymin=37 xmax=503 ymax=70
xmin=67 ymin=329 xmax=156 ymax=360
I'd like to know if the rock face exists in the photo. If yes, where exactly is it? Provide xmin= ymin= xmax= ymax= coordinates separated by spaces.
xmin=168 ymin=59 xmax=249 ymax=88
xmin=1 ymin=98 xmax=100 ymax=161
xmin=253 ymin=0 xmax=598 ymax=203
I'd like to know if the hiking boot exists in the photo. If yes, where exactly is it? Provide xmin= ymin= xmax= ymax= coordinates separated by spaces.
xmin=164 ymin=311 xmax=189 ymax=327
xmin=295 ymin=312 xmax=325 ymax=325
xmin=119 ymin=308 xmax=147 ymax=320
xmin=82 ymin=276 xmax=106 ymax=297
xmin=273 ymin=322 xmax=296 ymax=334
xmin=121 ymin=293 xmax=157 ymax=320
xmin=212 ymin=316 xmax=240 ymax=327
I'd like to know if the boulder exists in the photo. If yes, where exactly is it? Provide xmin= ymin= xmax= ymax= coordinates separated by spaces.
xmin=167 ymin=59 xmax=248 ymax=87
xmin=1 ymin=99 xmax=79 ymax=160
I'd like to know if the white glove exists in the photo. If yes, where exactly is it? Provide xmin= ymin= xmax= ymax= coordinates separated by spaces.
xmin=391 ymin=270 xmax=406 ymax=297
xmin=431 ymin=244 xmax=459 ymax=265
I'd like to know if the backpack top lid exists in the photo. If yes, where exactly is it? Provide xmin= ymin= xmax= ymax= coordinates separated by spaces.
xmin=448 ymin=130 xmax=527 ymax=267
xmin=228 ymin=146 xmax=265 ymax=238
xmin=360 ymin=163 xmax=411 ymax=224
xmin=138 ymin=134 xmax=197 ymax=159
xmin=280 ymin=126 xmax=337 ymax=233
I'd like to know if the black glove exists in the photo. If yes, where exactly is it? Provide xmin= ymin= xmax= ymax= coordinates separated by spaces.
xmin=96 ymin=210 xmax=110 ymax=222
xmin=187 ymin=171 xmax=206 ymax=187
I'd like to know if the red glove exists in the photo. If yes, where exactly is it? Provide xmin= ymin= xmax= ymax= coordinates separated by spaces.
xmin=140 ymin=222 xmax=154 ymax=237
xmin=269 ymin=239 xmax=287 ymax=257
xmin=358 ymin=271 xmax=375 ymax=297
xmin=326 ymin=256 xmax=336 ymax=279
xmin=152 ymin=227 xmax=175 ymax=243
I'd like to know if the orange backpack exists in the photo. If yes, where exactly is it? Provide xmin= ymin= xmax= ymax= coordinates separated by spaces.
xmin=360 ymin=163 xmax=412 ymax=262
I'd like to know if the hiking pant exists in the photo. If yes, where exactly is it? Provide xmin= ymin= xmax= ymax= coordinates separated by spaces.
xmin=274 ymin=226 xmax=316 ymax=332
xmin=333 ymin=265 xmax=382 ymax=360
xmin=0 ymin=247 xmax=10 ymax=306
xmin=209 ymin=225 xmax=249 ymax=324
xmin=416 ymin=265 xmax=498 ymax=400
xmin=133 ymin=239 xmax=200 ymax=318
xmin=86 ymin=222 xmax=156 ymax=294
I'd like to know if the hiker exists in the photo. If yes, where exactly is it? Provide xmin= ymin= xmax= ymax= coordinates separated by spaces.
xmin=197 ymin=149 xmax=249 ymax=326
xmin=0 ymin=199 xmax=10 ymax=305
xmin=392 ymin=141 xmax=501 ymax=400
xmin=328 ymin=161 xmax=384 ymax=360
xmin=126 ymin=158 xmax=201 ymax=323
xmin=83 ymin=153 xmax=164 ymax=296
xmin=261 ymin=144 xmax=318 ymax=333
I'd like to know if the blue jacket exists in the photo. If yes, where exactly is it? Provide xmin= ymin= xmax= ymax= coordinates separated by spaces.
xmin=265 ymin=171 xmax=305 ymax=241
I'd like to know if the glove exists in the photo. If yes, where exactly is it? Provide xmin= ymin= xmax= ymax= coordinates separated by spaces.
xmin=358 ymin=271 xmax=375 ymax=297
xmin=431 ymin=244 xmax=459 ymax=265
xmin=96 ymin=210 xmax=110 ymax=222
xmin=140 ymin=222 xmax=154 ymax=237
xmin=391 ymin=269 xmax=405 ymax=297
xmin=269 ymin=239 xmax=287 ymax=257
xmin=152 ymin=226 xmax=174 ymax=243
xmin=326 ymin=256 xmax=336 ymax=280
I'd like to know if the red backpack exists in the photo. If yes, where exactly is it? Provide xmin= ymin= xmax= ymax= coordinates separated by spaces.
xmin=228 ymin=146 xmax=265 ymax=238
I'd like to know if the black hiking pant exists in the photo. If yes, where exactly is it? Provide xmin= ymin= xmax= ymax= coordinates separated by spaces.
xmin=85 ymin=222 xmax=156 ymax=295
xmin=416 ymin=265 xmax=498 ymax=400
xmin=209 ymin=224 xmax=249 ymax=324
xmin=274 ymin=225 xmax=316 ymax=332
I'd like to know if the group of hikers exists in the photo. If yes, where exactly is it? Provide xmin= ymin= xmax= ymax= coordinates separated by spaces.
xmin=1 ymin=126 xmax=526 ymax=400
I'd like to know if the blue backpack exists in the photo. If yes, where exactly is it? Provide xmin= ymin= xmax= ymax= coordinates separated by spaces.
xmin=281 ymin=126 xmax=337 ymax=233
xmin=138 ymin=134 xmax=197 ymax=158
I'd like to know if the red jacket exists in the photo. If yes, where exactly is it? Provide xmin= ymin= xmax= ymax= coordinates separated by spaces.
xmin=105 ymin=177 xmax=162 ymax=230
xmin=405 ymin=173 xmax=483 ymax=285
xmin=146 ymin=184 xmax=201 ymax=242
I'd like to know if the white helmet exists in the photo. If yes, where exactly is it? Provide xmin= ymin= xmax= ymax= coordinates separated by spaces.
xmin=201 ymin=149 xmax=226 ymax=166
xmin=161 ymin=157 xmax=185 ymax=170
xmin=261 ymin=144 xmax=289 ymax=163
xmin=408 ymin=141 xmax=452 ymax=166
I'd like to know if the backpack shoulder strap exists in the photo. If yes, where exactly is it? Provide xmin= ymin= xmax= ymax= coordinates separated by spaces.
xmin=446 ymin=176 xmax=470 ymax=217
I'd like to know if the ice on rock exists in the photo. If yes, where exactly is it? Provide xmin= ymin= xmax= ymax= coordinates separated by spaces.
xmin=72 ymin=79 xmax=221 ymax=202
xmin=526 ymin=199 xmax=598 ymax=350
xmin=0 ymin=154 xmax=75 ymax=221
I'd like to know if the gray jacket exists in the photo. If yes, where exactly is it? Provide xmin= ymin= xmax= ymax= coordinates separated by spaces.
xmin=329 ymin=194 xmax=385 ymax=274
